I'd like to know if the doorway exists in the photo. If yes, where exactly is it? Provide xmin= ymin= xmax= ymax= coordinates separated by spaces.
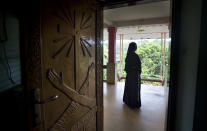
xmin=0 ymin=0 xmax=181 ymax=130
xmin=103 ymin=1 xmax=171 ymax=131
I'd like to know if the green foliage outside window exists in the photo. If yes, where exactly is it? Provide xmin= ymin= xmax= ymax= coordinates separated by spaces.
xmin=104 ymin=40 xmax=170 ymax=85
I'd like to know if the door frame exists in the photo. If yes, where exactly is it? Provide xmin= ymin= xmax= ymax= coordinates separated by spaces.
xmin=98 ymin=0 xmax=181 ymax=131
xmin=21 ymin=0 xmax=42 ymax=130
xmin=193 ymin=0 xmax=207 ymax=130
xmin=95 ymin=5 xmax=104 ymax=131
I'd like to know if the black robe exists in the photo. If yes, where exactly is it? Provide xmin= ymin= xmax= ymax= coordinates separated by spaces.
xmin=123 ymin=52 xmax=141 ymax=108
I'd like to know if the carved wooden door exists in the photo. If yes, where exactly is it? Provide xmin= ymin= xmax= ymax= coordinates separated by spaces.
xmin=26 ymin=0 xmax=102 ymax=130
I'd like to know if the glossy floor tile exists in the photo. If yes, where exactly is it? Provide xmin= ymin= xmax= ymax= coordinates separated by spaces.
xmin=104 ymin=82 xmax=169 ymax=131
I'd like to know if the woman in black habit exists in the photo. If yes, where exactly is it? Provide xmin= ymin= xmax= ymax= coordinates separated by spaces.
xmin=123 ymin=42 xmax=142 ymax=108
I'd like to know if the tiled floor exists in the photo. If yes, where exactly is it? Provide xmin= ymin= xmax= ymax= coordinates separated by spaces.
xmin=104 ymin=82 xmax=169 ymax=131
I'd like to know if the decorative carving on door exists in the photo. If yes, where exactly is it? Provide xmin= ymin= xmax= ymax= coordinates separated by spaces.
xmin=79 ymin=63 xmax=94 ymax=94
xmin=52 ymin=37 xmax=74 ymax=59
xmin=47 ymin=68 xmax=96 ymax=109
xmin=39 ymin=0 xmax=98 ymax=130
xmin=25 ymin=0 xmax=102 ymax=131
xmin=50 ymin=5 xmax=95 ymax=99
xmin=52 ymin=8 xmax=93 ymax=59
xmin=47 ymin=65 xmax=96 ymax=130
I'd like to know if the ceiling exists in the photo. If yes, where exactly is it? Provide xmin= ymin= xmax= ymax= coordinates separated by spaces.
xmin=104 ymin=0 xmax=170 ymax=27
xmin=103 ymin=0 xmax=170 ymax=40
xmin=104 ymin=24 xmax=170 ymax=40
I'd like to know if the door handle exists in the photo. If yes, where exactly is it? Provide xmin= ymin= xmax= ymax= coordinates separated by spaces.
xmin=33 ymin=88 xmax=59 ymax=104
xmin=35 ymin=95 xmax=59 ymax=104
xmin=32 ymin=88 xmax=59 ymax=126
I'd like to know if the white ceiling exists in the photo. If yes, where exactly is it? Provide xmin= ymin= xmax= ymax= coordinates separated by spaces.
xmin=104 ymin=0 xmax=170 ymax=27
xmin=104 ymin=24 xmax=170 ymax=40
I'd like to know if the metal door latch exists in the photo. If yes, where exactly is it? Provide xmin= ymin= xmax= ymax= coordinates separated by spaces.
xmin=35 ymin=95 xmax=59 ymax=104
xmin=32 ymin=88 xmax=59 ymax=126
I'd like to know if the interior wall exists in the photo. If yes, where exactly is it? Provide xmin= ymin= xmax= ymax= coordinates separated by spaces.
xmin=0 ymin=13 xmax=21 ymax=92
xmin=175 ymin=0 xmax=202 ymax=130
xmin=193 ymin=0 xmax=207 ymax=130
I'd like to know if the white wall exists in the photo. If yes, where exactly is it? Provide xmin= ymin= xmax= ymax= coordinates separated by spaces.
xmin=175 ymin=0 xmax=202 ymax=130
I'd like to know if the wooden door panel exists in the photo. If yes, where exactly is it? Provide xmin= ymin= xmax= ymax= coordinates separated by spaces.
xmin=42 ymin=2 xmax=74 ymax=129
xmin=40 ymin=0 xmax=97 ymax=130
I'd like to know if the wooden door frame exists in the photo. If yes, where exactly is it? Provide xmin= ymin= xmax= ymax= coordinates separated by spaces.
xmin=97 ymin=0 xmax=182 ymax=131
xmin=21 ymin=0 xmax=42 ymax=130
xmin=95 ymin=6 xmax=104 ymax=131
